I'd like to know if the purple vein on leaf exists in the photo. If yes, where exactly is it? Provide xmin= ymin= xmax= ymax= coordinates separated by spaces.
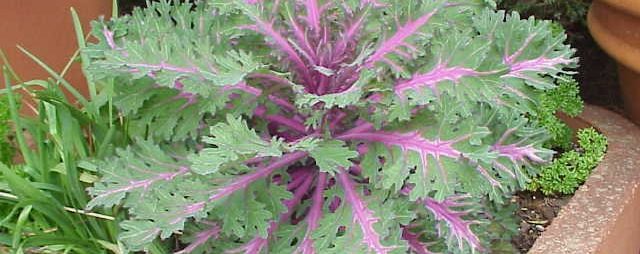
xmin=87 ymin=166 xmax=190 ymax=209
xmin=394 ymin=62 xmax=495 ymax=97
xmin=295 ymin=172 xmax=327 ymax=254
xmin=423 ymin=196 xmax=482 ymax=252
xmin=365 ymin=9 xmax=438 ymax=68
xmin=226 ymin=168 xmax=315 ymax=254
xmin=171 ymin=152 xmax=308 ymax=226
xmin=174 ymin=222 xmax=221 ymax=254
xmin=337 ymin=169 xmax=393 ymax=254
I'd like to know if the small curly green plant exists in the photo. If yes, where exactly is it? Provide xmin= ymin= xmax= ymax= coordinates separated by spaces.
xmin=527 ymin=76 xmax=607 ymax=195
xmin=533 ymin=76 xmax=583 ymax=150
xmin=529 ymin=128 xmax=607 ymax=195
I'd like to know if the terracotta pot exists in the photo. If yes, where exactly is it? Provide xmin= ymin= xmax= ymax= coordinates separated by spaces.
xmin=0 ymin=0 xmax=111 ymax=114
xmin=587 ymin=0 xmax=640 ymax=125
xmin=530 ymin=105 xmax=640 ymax=254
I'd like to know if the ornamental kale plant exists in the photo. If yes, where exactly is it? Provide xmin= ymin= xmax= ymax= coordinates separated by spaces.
xmin=85 ymin=0 xmax=576 ymax=253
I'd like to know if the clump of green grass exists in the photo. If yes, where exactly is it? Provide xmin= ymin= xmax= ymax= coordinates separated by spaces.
xmin=0 ymin=96 xmax=13 ymax=165
xmin=0 ymin=60 xmax=124 ymax=253
xmin=0 ymin=3 xmax=169 ymax=253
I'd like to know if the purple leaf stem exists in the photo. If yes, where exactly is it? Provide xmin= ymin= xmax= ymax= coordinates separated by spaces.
xmin=503 ymin=57 xmax=574 ymax=80
xmin=222 ymin=81 xmax=297 ymax=113
xmin=337 ymin=169 xmax=393 ymax=254
xmin=174 ymin=152 xmax=308 ymax=224
xmin=174 ymin=223 xmax=221 ymax=254
xmin=394 ymin=63 xmax=498 ymax=97
xmin=287 ymin=168 xmax=314 ymax=191
xmin=304 ymin=0 xmax=322 ymax=33
xmin=254 ymin=106 xmax=308 ymax=133
xmin=226 ymin=236 xmax=268 ymax=254
xmin=87 ymin=166 xmax=190 ymax=209
xmin=245 ymin=19 xmax=312 ymax=83
xmin=503 ymin=33 xmax=537 ymax=65
xmin=102 ymin=27 xmax=118 ymax=50
xmin=295 ymin=172 xmax=327 ymax=254
xmin=288 ymin=16 xmax=318 ymax=63
xmin=401 ymin=227 xmax=435 ymax=254
xmin=225 ymin=170 xmax=315 ymax=254
xmin=338 ymin=131 xmax=462 ymax=197
xmin=360 ymin=0 xmax=387 ymax=8
xmin=364 ymin=10 xmax=438 ymax=68
xmin=249 ymin=73 xmax=293 ymax=86
xmin=333 ymin=11 xmax=367 ymax=60
xmin=491 ymin=131 xmax=546 ymax=164
xmin=268 ymin=95 xmax=297 ymax=112
xmin=283 ymin=173 xmax=315 ymax=213
xmin=475 ymin=165 xmax=502 ymax=188
xmin=207 ymin=151 xmax=308 ymax=202
xmin=423 ymin=197 xmax=483 ymax=252
xmin=222 ymin=82 xmax=263 ymax=96
xmin=337 ymin=131 xmax=462 ymax=159
xmin=338 ymin=121 xmax=375 ymax=136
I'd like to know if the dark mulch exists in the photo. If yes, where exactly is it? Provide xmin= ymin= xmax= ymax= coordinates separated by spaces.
xmin=511 ymin=191 xmax=572 ymax=253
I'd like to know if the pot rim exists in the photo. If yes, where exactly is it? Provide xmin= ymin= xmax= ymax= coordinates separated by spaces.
xmin=587 ymin=1 xmax=640 ymax=74
xmin=594 ymin=0 xmax=640 ymax=17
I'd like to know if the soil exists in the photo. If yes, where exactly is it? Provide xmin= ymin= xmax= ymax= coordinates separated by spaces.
xmin=511 ymin=191 xmax=572 ymax=253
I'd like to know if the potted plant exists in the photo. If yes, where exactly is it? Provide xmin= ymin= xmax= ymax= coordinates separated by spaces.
xmin=81 ymin=1 xmax=586 ymax=253
xmin=0 ymin=0 xmax=112 ymax=114
xmin=588 ymin=0 xmax=640 ymax=124
xmin=0 ymin=0 xmax=635 ymax=253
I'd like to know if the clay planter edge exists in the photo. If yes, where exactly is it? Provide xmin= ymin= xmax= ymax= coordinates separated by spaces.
xmin=587 ymin=0 xmax=640 ymax=125
xmin=0 ymin=0 xmax=112 ymax=115
xmin=529 ymin=105 xmax=640 ymax=254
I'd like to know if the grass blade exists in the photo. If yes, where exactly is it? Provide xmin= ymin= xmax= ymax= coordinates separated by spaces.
xmin=12 ymin=205 xmax=32 ymax=249
xmin=0 ymin=49 xmax=22 ymax=83
xmin=3 ymin=67 xmax=34 ymax=166
xmin=70 ymin=7 xmax=97 ymax=100
xmin=0 ymin=162 xmax=80 ymax=239
xmin=112 ymin=0 xmax=119 ymax=18
xmin=16 ymin=47 xmax=89 ymax=107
